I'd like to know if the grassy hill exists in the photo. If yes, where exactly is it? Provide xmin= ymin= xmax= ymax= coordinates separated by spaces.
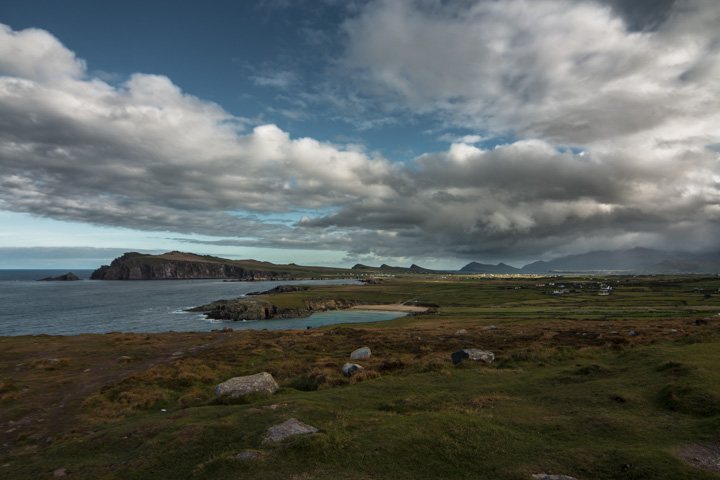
xmin=90 ymin=251 xmax=357 ymax=280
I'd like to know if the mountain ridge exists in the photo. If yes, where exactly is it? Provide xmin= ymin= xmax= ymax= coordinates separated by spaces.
xmin=461 ymin=248 xmax=720 ymax=274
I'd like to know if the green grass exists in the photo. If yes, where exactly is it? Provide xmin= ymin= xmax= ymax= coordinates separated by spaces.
xmin=2 ymin=275 xmax=720 ymax=479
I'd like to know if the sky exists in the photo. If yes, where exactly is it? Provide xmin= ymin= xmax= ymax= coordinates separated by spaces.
xmin=0 ymin=0 xmax=718 ymax=269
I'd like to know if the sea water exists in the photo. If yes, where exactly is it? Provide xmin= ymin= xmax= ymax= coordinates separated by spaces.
xmin=0 ymin=270 xmax=403 ymax=336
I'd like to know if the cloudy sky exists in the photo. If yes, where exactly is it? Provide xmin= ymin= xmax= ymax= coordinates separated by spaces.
xmin=0 ymin=0 xmax=718 ymax=269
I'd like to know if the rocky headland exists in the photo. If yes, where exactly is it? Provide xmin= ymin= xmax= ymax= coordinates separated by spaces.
xmin=90 ymin=252 xmax=295 ymax=281
xmin=187 ymin=296 xmax=359 ymax=321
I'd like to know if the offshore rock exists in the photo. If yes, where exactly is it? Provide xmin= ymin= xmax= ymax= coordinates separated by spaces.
xmin=37 ymin=272 xmax=80 ymax=281
xmin=214 ymin=372 xmax=278 ymax=399
xmin=451 ymin=349 xmax=495 ymax=365
xmin=261 ymin=418 xmax=319 ymax=445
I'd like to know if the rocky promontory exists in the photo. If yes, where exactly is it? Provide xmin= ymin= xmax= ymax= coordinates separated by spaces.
xmin=90 ymin=252 xmax=295 ymax=281
xmin=188 ymin=296 xmax=359 ymax=321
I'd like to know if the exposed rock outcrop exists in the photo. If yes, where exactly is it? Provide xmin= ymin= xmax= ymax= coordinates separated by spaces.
xmin=188 ymin=297 xmax=359 ymax=321
xmin=451 ymin=349 xmax=495 ymax=365
xmin=214 ymin=372 xmax=278 ymax=399
xmin=261 ymin=418 xmax=319 ymax=445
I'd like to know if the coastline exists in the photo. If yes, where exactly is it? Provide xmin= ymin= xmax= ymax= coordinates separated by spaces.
xmin=348 ymin=304 xmax=429 ymax=313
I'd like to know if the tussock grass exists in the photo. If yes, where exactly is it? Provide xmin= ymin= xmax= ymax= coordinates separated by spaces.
xmin=2 ymin=275 xmax=720 ymax=479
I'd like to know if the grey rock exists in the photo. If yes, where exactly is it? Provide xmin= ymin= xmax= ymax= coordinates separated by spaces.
xmin=482 ymin=325 xmax=498 ymax=330
xmin=234 ymin=450 xmax=261 ymax=460
xmin=261 ymin=418 xmax=319 ymax=445
xmin=532 ymin=475 xmax=578 ymax=480
xmin=350 ymin=346 xmax=371 ymax=360
xmin=627 ymin=330 xmax=637 ymax=337
xmin=451 ymin=349 xmax=495 ymax=365
xmin=342 ymin=363 xmax=365 ymax=377
xmin=214 ymin=372 xmax=278 ymax=399
xmin=53 ymin=468 xmax=68 ymax=477
xmin=454 ymin=329 xmax=468 ymax=335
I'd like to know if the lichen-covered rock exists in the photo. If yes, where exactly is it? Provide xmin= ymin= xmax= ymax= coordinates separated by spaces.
xmin=342 ymin=363 xmax=365 ymax=377
xmin=451 ymin=349 xmax=495 ymax=365
xmin=214 ymin=372 xmax=278 ymax=399
xmin=350 ymin=347 xmax=371 ymax=360
xmin=261 ymin=418 xmax=319 ymax=444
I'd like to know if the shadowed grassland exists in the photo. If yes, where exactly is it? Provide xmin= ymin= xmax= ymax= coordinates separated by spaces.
xmin=1 ymin=275 xmax=720 ymax=479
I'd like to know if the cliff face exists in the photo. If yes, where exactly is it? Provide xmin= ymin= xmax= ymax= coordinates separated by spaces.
xmin=91 ymin=252 xmax=293 ymax=281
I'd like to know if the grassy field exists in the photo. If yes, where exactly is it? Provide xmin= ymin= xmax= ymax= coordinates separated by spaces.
xmin=1 ymin=274 xmax=720 ymax=479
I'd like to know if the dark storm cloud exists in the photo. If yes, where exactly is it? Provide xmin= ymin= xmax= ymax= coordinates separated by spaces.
xmin=600 ymin=0 xmax=676 ymax=31
xmin=1 ymin=0 xmax=719 ymax=266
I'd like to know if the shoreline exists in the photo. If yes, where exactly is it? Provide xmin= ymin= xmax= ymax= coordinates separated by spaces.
xmin=348 ymin=304 xmax=429 ymax=313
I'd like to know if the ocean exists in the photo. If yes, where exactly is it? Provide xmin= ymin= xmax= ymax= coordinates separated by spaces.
xmin=0 ymin=270 xmax=403 ymax=336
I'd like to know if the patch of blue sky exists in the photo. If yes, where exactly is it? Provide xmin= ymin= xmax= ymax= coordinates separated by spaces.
xmin=555 ymin=146 xmax=586 ymax=155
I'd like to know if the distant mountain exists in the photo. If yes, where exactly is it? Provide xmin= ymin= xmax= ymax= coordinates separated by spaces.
xmin=351 ymin=264 xmax=375 ymax=270
xmin=460 ymin=262 xmax=521 ymax=274
xmin=645 ymin=257 xmax=720 ymax=274
xmin=351 ymin=263 xmax=443 ymax=274
xmin=461 ymin=248 xmax=720 ymax=274
xmin=521 ymin=247 xmax=671 ymax=273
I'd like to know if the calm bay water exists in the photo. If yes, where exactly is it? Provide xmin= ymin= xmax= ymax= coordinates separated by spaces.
xmin=0 ymin=270 xmax=403 ymax=336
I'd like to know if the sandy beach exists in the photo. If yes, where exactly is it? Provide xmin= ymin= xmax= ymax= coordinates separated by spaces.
xmin=349 ymin=304 xmax=428 ymax=313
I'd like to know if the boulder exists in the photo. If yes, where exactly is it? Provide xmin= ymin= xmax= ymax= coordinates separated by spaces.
xmin=451 ymin=349 xmax=495 ymax=365
xmin=350 ymin=346 xmax=371 ymax=360
xmin=454 ymin=329 xmax=468 ymax=335
xmin=342 ymin=363 xmax=365 ymax=377
xmin=261 ymin=418 xmax=319 ymax=444
xmin=214 ymin=372 xmax=278 ymax=399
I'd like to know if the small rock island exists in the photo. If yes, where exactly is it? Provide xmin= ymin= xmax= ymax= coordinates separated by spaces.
xmin=37 ymin=272 xmax=80 ymax=282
